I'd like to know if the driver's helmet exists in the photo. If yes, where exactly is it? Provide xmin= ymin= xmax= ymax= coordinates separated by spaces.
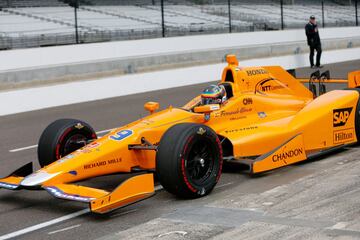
xmin=201 ymin=84 xmax=227 ymax=105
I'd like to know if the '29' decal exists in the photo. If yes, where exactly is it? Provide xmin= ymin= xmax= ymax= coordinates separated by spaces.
xmin=109 ymin=130 xmax=133 ymax=141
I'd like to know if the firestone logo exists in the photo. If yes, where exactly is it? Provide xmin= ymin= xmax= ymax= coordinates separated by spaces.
xmin=272 ymin=148 xmax=304 ymax=162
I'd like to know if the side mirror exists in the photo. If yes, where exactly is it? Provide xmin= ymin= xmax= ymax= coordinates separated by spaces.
xmin=194 ymin=104 xmax=220 ymax=114
xmin=144 ymin=102 xmax=159 ymax=114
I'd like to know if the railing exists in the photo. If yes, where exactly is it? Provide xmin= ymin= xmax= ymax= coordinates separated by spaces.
xmin=0 ymin=0 xmax=358 ymax=50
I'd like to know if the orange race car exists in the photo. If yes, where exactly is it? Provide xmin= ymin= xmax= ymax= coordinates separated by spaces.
xmin=1 ymin=55 xmax=360 ymax=214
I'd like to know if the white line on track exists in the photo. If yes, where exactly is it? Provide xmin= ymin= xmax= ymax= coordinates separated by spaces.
xmin=215 ymin=182 xmax=234 ymax=189
xmin=47 ymin=224 xmax=81 ymax=235
xmin=9 ymin=128 xmax=114 ymax=153
xmin=9 ymin=144 xmax=38 ymax=153
xmin=0 ymin=185 xmax=164 ymax=239
xmin=95 ymin=129 xmax=114 ymax=135
xmin=0 ymin=209 xmax=89 ymax=240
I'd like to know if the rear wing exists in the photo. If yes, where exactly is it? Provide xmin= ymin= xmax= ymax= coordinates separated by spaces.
xmin=291 ymin=69 xmax=360 ymax=98
xmin=295 ymin=70 xmax=360 ymax=86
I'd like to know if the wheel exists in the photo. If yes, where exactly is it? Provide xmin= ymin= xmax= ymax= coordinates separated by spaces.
xmin=156 ymin=123 xmax=223 ymax=198
xmin=37 ymin=119 xmax=97 ymax=167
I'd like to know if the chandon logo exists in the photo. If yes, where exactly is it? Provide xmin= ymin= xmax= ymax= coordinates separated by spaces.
xmin=272 ymin=148 xmax=304 ymax=162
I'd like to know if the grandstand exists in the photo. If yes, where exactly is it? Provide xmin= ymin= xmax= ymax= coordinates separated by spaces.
xmin=0 ymin=0 xmax=358 ymax=49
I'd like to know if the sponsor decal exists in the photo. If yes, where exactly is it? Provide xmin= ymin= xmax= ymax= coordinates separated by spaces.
xmin=257 ymin=79 xmax=288 ymax=92
xmin=77 ymin=149 xmax=92 ymax=154
xmin=45 ymin=187 xmax=93 ymax=202
xmin=260 ymin=84 xmax=285 ymax=92
xmin=214 ymin=107 xmax=252 ymax=118
xmin=209 ymin=104 xmax=220 ymax=111
xmin=141 ymin=119 xmax=155 ymax=125
xmin=84 ymin=158 xmax=122 ymax=170
xmin=57 ymin=154 xmax=75 ymax=163
xmin=74 ymin=123 xmax=84 ymax=129
xmin=0 ymin=182 xmax=18 ymax=189
xmin=107 ymin=158 xmax=122 ymax=164
xmin=109 ymin=130 xmax=133 ymax=141
xmin=86 ymin=142 xmax=100 ymax=149
xmin=224 ymin=126 xmax=258 ymax=134
xmin=74 ymin=142 xmax=102 ymax=154
xmin=333 ymin=107 xmax=353 ymax=127
xmin=197 ymin=127 xmax=206 ymax=135
xmin=242 ymin=98 xmax=253 ymax=105
xmin=204 ymin=113 xmax=211 ymax=121
xmin=84 ymin=161 xmax=107 ymax=170
xmin=246 ymin=69 xmax=268 ymax=76
xmin=272 ymin=148 xmax=304 ymax=163
xmin=333 ymin=128 xmax=354 ymax=144
xmin=68 ymin=170 xmax=77 ymax=176
xmin=258 ymin=112 xmax=267 ymax=118
xmin=229 ymin=116 xmax=247 ymax=121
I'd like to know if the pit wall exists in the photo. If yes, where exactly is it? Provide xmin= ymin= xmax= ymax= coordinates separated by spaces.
xmin=0 ymin=26 xmax=359 ymax=90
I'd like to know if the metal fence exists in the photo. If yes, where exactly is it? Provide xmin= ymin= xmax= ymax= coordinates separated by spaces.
xmin=0 ymin=0 xmax=358 ymax=49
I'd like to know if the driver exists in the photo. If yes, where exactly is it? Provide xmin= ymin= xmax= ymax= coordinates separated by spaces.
xmin=201 ymin=84 xmax=227 ymax=105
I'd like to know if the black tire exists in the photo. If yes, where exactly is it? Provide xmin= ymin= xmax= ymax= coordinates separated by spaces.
xmin=344 ymin=88 xmax=360 ymax=145
xmin=37 ymin=119 xmax=97 ymax=167
xmin=156 ymin=123 xmax=223 ymax=198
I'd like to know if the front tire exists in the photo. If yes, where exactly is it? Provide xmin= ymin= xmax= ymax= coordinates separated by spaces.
xmin=37 ymin=119 xmax=97 ymax=167
xmin=156 ymin=123 xmax=223 ymax=198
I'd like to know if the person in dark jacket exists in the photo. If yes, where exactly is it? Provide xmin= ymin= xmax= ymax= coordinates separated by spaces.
xmin=305 ymin=15 xmax=323 ymax=68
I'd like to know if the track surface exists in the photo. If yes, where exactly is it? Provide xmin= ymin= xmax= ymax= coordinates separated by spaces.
xmin=0 ymin=60 xmax=359 ymax=240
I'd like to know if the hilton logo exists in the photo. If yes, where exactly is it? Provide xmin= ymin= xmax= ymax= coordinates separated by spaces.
xmin=333 ymin=129 xmax=354 ymax=144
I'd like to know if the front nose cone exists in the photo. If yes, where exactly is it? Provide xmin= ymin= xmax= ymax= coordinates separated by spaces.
xmin=21 ymin=172 xmax=59 ymax=187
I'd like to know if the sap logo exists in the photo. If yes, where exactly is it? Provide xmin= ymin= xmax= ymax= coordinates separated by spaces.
xmin=109 ymin=130 xmax=133 ymax=141
xmin=333 ymin=108 xmax=353 ymax=127
xmin=242 ymin=98 xmax=253 ymax=105
xmin=272 ymin=148 xmax=303 ymax=162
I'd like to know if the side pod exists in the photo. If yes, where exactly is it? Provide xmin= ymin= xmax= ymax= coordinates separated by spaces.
xmin=238 ymin=135 xmax=307 ymax=174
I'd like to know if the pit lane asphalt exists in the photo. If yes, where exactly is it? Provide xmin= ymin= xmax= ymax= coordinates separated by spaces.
xmin=0 ymin=60 xmax=359 ymax=240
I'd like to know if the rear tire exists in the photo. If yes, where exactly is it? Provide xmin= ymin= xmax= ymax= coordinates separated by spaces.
xmin=37 ymin=119 xmax=97 ymax=167
xmin=156 ymin=123 xmax=223 ymax=198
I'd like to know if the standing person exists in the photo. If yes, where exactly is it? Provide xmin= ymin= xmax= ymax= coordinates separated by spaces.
xmin=305 ymin=15 xmax=323 ymax=68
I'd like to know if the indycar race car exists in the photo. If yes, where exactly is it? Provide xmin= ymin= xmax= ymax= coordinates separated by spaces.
xmin=1 ymin=55 xmax=360 ymax=214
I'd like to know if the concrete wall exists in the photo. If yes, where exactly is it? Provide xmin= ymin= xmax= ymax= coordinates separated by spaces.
xmin=0 ymin=26 xmax=359 ymax=90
